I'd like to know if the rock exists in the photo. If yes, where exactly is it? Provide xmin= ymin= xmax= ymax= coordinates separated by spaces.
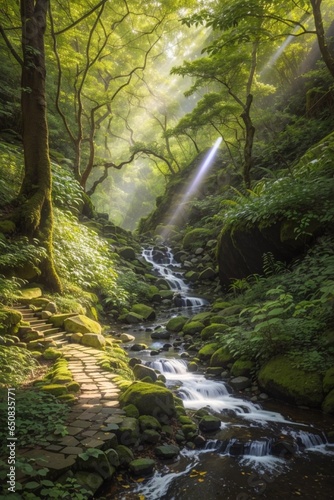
xmin=193 ymin=435 xmax=206 ymax=447
xmin=133 ymin=364 xmax=158 ymax=382
xmin=155 ymin=444 xmax=180 ymax=460
xmin=322 ymin=389 xmax=334 ymax=414
xmin=120 ymin=382 xmax=175 ymax=422
xmin=124 ymin=404 xmax=140 ymax=418
xmin=129 ymin=357 xmax=141 ymax=367
xmin=188 ymin=361 xmax=198 ymax=372
xmin=142 ymin=429 xmax=161 ymax=444
xmin=130 ymin=343 xmax=147 ymax=352
xmin=19 ymin=287 xmax=43 ymax=299
xmin=199 ymin=415 xmax=221 ymax=432
xmin=41 ymin=310 xmax=53 ymax=320
xmin=117 ymin=417 xmax=140 ymax=446
xmin=271 ymin=440 xmax=297 ymax=458
xmin=81 ymin=333 xmax=106 ymax=349
xmin=151 ymin=330 xmax=171 ymax=340
xmin=49 ymin=313 xmax=77 ymax=327
xmin=64 ymin=315 xmax=102 ymax=334
xmin=139 ymin=415 xmax=161 ymax=431
xmin=231 ymin=359 xmax=254 ymax=377
xmin=131 ymin=303 xmax=156 ymax=320
xmin=0 ymin=307 xmax=22 ymax=335
xmin=182 ymin=228 xmax=212 ymax=251
xmin=120 ymin=333 xmax=135 ymax=343
xmin=166 ymin=316 xmax=188 ymax=333
xmin=71 ymin=332 xmax=83 ymax=343
xmin=41 ymin=384 xmax=68 ymax=396
xmin=323 ymin=367 xmax=334 ymax=394
xmin=230 ymin=376 xmax=252 ymax=391
xmin=210 ymin=347 xmax=234 ymax=368
xmin=119 ymin=246 xmax=136 ymax=260
xmin=43 ymin=347 xmax=62 ymax=360
xmin=182 ymin=321 xmax=205 ymax=336
xmin=198 ymin=267 xmax=217 ymax=280
xmin=44 ymin=302 xmax=57 ymax=314
xmin=198 ymin=343 xmax=219 ymax=361
xmin=258 ymin=355 xmax=324 ymax=407
xmin=123 ymin=312 xmax=144 ymax=324
xmin=201 ymin=323 xmax=228 ymax=341
xmin=184 ymin=271 xmax=199 ymax=282
xmin=74 ymin=471 xmax=104 ymax=495
xmin=116 ymin=445 xmax=134 ymax=466
xmin=195 ymin=247 xmax=204 ymax=255
xmin=129 ymin=458 xmax=155 ymax=476
xmin=77 ymin=450 xmax=114 ymax=480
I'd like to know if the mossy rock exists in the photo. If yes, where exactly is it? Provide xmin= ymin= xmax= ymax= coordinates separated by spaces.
xmin=231 ymin=359 xmax=254 ymax=377
xmin=116 ymin=445 xmax=134 ymax=466
xmin=43 ymin=347 xmax=63 ymax=360
xmin=182 ymin=321 xmax=205 ymax=336
xmin=124 ymin=404 xmax=140 ymax=418
xmin=166 ymin=316 xmax=188 ymax=333
xmin=181 ymin=424 xmax=198 ymax=437
xmin=71 ymin=332 xmax=83 ymax=343
xmin=211 ymin=301 xmax=231 ymax=311
xmin=129 ymin=458 xmax=155 ymax=476
xmin=58 ymin=393 xmax=77 ymax=403
xmin=258 ymin=355 xmax=324 ymax=407
xmin=133 ymin=364 xmax=158 ymax=382
xmin=210 ymin=346 xmax=234 ymax=368
xmin=201 ymin=323 xmax=228 ymax=341
xmin=188 ymin=361 xmax=198 ymax=372
xmin=41 ymin=384 xmax=68 ymax=396
xmin=322 ymin=389 xmax=334 ymax=414
xmin=139 ymin=415 xmax=161 ymax=431
xmin=199 ymin=415 xmax=221 ymax=432
xmin=118 ymin=417 xmax=140 ymax=445
xmin=120 ymin=382 xmax=175 ymax=421
xmin=0 ymin=308 xmax=22 ymax=335
xmin=198 ymin=343 xmax=219 ymax=361
xmin=131 ymin=303 xmax=156 ymax=321
xmin=323 ymin=367 xmax=334 ymax=394
xmin=191 ymin=312 xmax=213 ymax=326
xmin=64 ymin=315 xmax=102 ymax=334
xmin=22 ymin=330 xmax=44 ymax=342
xmin=209 ymin=315 xmax=230 ymax=325
xmin=182 ymin=228 xmax=211 ymax=250
xmin=49 ymin=313 xmax=77 ymax=328
xmin=184 ymin=271 xmax=199 ymax=282
xmin=77 ymin=450 xmax=114 ymax=480
xmin=19 ymin=287 xmax=43 ymax=299
xmin=119 ymin=246 xmax=136 ymax=260
xmin=155 ymin=444 xmax=180 ymax=459
xmin=81 ymin=333 xmax=106 ymax=349
xmin=121 ymin=311 xmax=144 ymax=324
xmin=66 ymin=381 xmax=81 ymax=393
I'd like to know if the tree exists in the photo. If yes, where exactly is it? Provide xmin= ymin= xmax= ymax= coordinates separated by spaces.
xmin=0 ymin=0 xmax=62 ymax=292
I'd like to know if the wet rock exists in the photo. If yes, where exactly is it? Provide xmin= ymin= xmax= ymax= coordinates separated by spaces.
xmin=81 ymin=333 xmax=106 ymax=349
xmin=120 ymin=333 xmax=135 ymax=343
xmin=193 ymin=435 xmax=207 ymax=448
xmin=142 ymin=429 xmax=161 ymax=444
xmin=271 ymin=440 xmax=297 ymax=458
xmin=130 ymin=343 xmax=148 ymax=351
xmin=151 ymin=330 xmax=171 ymax=340
xmin=129 ymin=458 xmax=155 ymax=476
xmin=230 ymin=376 xmax=252 ymax=391
xmin=155 ymin=444 xmax=180 ymax=460
xmin=199 ymin=415 xmax=221 ymax=432
xmin=132 ymin=303 xmax=156 ymax=321
xmin=129 ymin=357 xmax=141 ymax=368
xmin=133 ymin=364 xmax=158 ymax=382
xmin=116 ymin=445 xmax=134 ymax=465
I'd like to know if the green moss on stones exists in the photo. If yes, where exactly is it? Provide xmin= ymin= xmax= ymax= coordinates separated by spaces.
xmin=322 ymin=389 xmax=334 ymax=414
xmin=182 ymin=321 xmax=205 ymax=336
xmin=231 ymin=359 xmax=254 ymax=377
xmin=198 ymin=343 xmax=219 ymax=361
xmin=41 ymin=384 xmax=68 ymax=396
xmin=166 ymin=316 xmax=188 ymax=333
xmin=210 ymin=347 xmax=234 ymax=367
xmin=323 ymin=367 xmax=334 ymax=394
xmin=120 ymin=382 xmax=175 ymax=421
xmin=258 ymin=355 xmax=323 ymax=407
xmin=131 ymin=303 xmax=156 ymax=320
xmin=182 ymin=228 xmax=211 ymax=250
xmin=81 ymin=333 xmax=106 ymax=349
xmin=64 ymin=314 xmax=102 ymax=334
xmin=201 ymin=323 xmax=228 ymax=341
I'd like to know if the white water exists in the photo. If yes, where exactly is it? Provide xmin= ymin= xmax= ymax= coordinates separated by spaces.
xmin=142 ymin=247 xmax=208 ymax=308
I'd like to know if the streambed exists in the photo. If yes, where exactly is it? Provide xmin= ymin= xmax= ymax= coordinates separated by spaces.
xmin=102 ymin=247 xmax=334 ymax=499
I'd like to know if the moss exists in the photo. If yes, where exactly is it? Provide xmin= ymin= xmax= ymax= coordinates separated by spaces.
xmin=43 ymin=347 xmax=62 ymax=360
xmin=182 ymin=321 xmax=205 ymax=336
xmin=258 ymin=355 xmax=324 ymax=407
xmin=120 ymin=382 xmax=175 ymax=421
xmin=0 ymin=220 xmax=16 ymax=234
xmin=231 ymin=359 xmax=254 ymax=377
xmin=198 ymin=343 xmax=219 ymax=361
xmin=322 ymin=389 xmax=334 ymax=414
xmin=66 ymin=381 xmax=80 ymax=393
xmin=131 ymin=303 xmax=156 ymax=320
xmin=81 ymin=333 xmax=106 ymax=349
xmin=41 ymin=384 xmax=68 ymax=396
xmin=201 ymin=323 xmax=228 ymax=341
xmin=139 ymin=415 xmax=161 ymax=431
xmin=211 ymin=301 xmax=231 ymax=311
xmin=166 ymin=315 xmax=188 ymax=333
xmin=210 ymin=347 xmax=234 ymax=367
xmin=0 ymin=308 xmax=22 ymax=335
xmin=63 ymin=314 xmax=102 ymax=334
xmin=191 ymin=312 xmax=213 ymax=325
xmin=124 ymin=404 xmax=140 ymax=418
xmin=323 ymin=367 xmax=334 ymax=394
xmin=182 ymin=228 xmax=211 ymax=250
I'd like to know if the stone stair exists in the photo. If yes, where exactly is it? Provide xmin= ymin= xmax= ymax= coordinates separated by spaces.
xmin=14 ymin=305 xmax=68 ymax=348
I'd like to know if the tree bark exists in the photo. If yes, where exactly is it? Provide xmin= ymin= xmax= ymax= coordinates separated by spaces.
xmin=19 ymin=0 xmax=62 ymax=292
xmin=310 ymin=0 xmax=334 ymax=79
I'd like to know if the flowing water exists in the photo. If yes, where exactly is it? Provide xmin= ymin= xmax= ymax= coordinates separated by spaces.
xmin=106 ymin=246 xmax=334 ymax=500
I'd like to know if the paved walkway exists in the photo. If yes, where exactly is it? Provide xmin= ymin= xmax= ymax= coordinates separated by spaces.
xmin=21 ymin=344 xmax=126 ymax=473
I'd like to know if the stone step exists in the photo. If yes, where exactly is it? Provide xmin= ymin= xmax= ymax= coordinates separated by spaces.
xmin=32 ymin=323 xmax=54 ymax=332
xmin=29 ymin=319 xmax=48 ymax=325
xmin=44 ymin=331 xmax=66 ymax=340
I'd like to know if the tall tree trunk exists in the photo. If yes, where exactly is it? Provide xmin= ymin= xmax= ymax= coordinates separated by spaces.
xmin=19 ymin=0 xmax=62 ymax=292
xmin=310 ymin=0 xmax=334 ymax=79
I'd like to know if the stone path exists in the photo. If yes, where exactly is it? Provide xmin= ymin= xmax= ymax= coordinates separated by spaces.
xmin=16 ymin=308 xmax=127 ymax=475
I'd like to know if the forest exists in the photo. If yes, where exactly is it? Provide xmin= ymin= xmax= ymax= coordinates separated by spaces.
xmin=0 ymin=0 xmax=334 ymax=499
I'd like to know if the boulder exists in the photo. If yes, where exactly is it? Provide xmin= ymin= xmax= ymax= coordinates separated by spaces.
xmin=133 ymin=364 xmax=158 ymax=382
xmin=120 ymin=382 xmax=175 ymax=421
xmin=155 ymin=444 xmax=180 ymax=460
xmin=131 ymin=303 xmax=156 ymax=320
xmin=201 ymin=323 xmax=228 ymax=341
xmin=210 ymin=347 xmax=234 ymax=368
xmin=120 ymin=333 xmax=135 ymax=343
xmin=49 ymin=313 xmax=77 ymax=328
xmin=182 ymin=321 xmax=205 ymax=336
xmin=322 ymin=389 xmax=334 ymax=414
xmin=323 ymin=367 xmax=334 ymax=394
xmin=139 ymin=415 xmax=161 ymax=431
xmin=64 ymin=315 xmax=102 ymax=334
xmin=117 ymin=417 xmax=140 ymax=446
xmin=116 ymin=445 xmax=134 ymax=466
xmin=0 ymin=307 xmax=22 ymax=335
xmin=231 ymin=359 xmax=254 ymax=377
xmin=81 ymin=333 xmax=106 ymax=350
xmin=230 ymin=376 xmax=252 ymax=391
xmin=198 ymin=343 xmax=219 ymax=361
xmin=74 ymin=471 xmax=104 ymax=495
xmin=119 ymin=246 xmax=136 ymax=260
xmin=198 ymin=267 xmax=217 ymax=280
xmin=258 ymin=355 xmax=323 ymax=407
xmin=151 ymin=330 xmax=171 ymax=340
xmin=199 ymin=415 xmax=221 ymax=432
xmin=129 ymin=458 xmax=155 ymax=476
xmin=166 ymin=316 xmax=188 ymax=333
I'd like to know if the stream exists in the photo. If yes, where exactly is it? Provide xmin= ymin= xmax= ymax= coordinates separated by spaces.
xmin=106 ymin=246 xmax=334 ymax=500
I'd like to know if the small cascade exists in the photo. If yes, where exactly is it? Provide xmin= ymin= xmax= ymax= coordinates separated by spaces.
xmin=142 ymin=246 xmax=209 ymax=309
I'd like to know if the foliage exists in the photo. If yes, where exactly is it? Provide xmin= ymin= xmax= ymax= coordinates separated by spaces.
xmin=97 ymin=345 xmax=134 ymax=380
xmin=0 ymin=142 xmax=23 ymax=204
xmin=53 ymin=209 xmax=128 ymax=306
xmin=217 ymin=236 xmax=334 ymax=370
xmin=0 ymin=389 xmax=69 ymax=457
xmin=0 ymin=236 xmax=47 ymax=276
xmin=0 ymin=276 xmax=26 ymax=303
xmin=0 ymin=346 xmax=39 ymax=386
xmin=51 ymin=162 xmax=84 ymax=214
